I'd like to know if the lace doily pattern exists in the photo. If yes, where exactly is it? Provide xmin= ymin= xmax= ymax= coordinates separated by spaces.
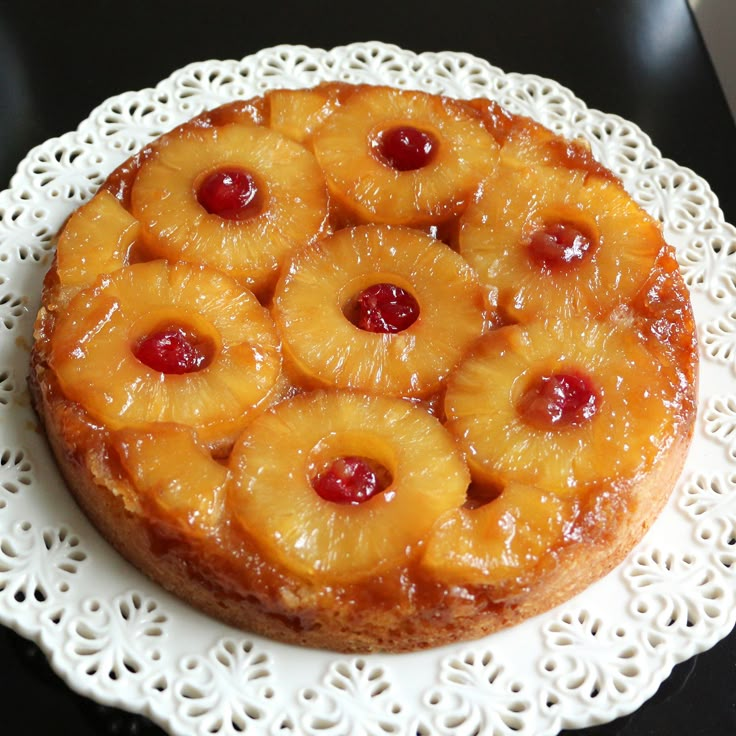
xmin=0 ymin=42 xmax=733 ymax=736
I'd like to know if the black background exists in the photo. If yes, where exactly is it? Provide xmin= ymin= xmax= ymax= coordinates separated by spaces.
xmin=1 ymin=0 xmax=735 ymax=734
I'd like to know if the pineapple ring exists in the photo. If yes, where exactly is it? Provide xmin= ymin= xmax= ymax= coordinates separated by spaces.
xmin=266 ymin=83 xmax=352 ymax=144
xmin=56 ymin=190 xmax=140 ymax=291
xmin=228 ymin=390 xmax=469 ymax=581
xmin=51 ymin=260 xmax=282 ymax=449
xmin=458 ymin=163 xmax=665 ymax=321
xmin=272 ymin=224 xmax=487 ymax=397
xmin=312 ymin=85 xmax=499 ymax=226
xmin=115 ymin=424 xmax=229 ymax=537
xmin=421 ymin=483 xmax=574 ymax=597
xmin=130 ymin=123 xmax=329 ymax=296
xmin=497 ymin=115 xmax=616 ymax=180
xmin=444 ymin=318 xmax=683 ymax=492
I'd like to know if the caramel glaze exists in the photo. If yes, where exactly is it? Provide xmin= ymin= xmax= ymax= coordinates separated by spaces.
xmin=30 ymin=83 xmax=699 ymax=652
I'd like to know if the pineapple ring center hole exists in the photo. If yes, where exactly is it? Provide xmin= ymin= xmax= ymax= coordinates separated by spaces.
xmin=524 ymin=211 xmax=599 ymax=271
xmin=463 ymin=481 xmax=503 ymax=510
xmin=371 ymin=125 xmax=439 ymax=171
xmin=516 ymin=370 xmax=599 ymax=429
xmin=195 ymin=166 xmax=265 ymax=221
xmin=342 ymin=278 xmax=420 ymax=334
xmin=308 ymin=433 xmax=395 ymax=506
xmin=131 ymin=316 xmax=218 ymax=375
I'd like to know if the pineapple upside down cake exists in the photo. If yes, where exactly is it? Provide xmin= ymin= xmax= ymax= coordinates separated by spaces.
xmin=30 ymin=83 xmax=698 ymax=652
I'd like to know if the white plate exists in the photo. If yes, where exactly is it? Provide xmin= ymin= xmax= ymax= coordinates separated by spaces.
xmin=1 ymin=42 xmax=735 ymax=736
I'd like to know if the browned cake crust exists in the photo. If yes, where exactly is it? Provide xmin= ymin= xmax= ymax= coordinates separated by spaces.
xmin=30 ymin=83 xmax=698 ymax=652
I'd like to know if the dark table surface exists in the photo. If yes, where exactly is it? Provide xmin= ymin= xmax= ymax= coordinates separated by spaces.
xmin=1 ymin=1 xmax=735 ymax=734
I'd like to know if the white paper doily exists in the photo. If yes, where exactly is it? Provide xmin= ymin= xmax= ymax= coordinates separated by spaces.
xmin=1 ymin=42 xmax=735 ymax=736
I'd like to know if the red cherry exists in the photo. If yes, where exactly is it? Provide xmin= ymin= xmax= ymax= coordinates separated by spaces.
xmin=352 ymin=283 xmax=420 ymax=334
xmin=519 ymin=372 xmax=598 ymax=429
xmin=197 ymin=167 xmax=261 ymax=220
xmin=134 ymin=326 xmax=210 ymax=374
xmin=376 ymin=126 xmax=437 ymax=171
xmin=312 ymin=456 xmax=382 ymax=505
xmin=527 ymin=222 xmax=593 ymax=269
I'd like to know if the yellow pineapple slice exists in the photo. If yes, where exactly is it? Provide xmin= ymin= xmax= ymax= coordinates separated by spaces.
xmin=196 ymin=96 xmax=268 ymax=128
xmin=629 ymin=246 xmax=699 ymax=391
xmin=312 ymin=85 xmax=500 ymax=226
xmin=129 ymin=123 xmax=329 ymax=297
xmin=51 ymin=260 xmax=281 ymax=450
xmin=56 ymin=190 xmax=140 ymax=290
xmin=272 ymin=224 xmax=487 ymax=397
xmin=463 ymin=97 xmax=518 ymax=144
xmin=115 ymin=424 xmax=228 ymax=536
xmin=267 ymin=83 xmax=351 ymax=144
xmin=421 ymin=483 xmax=574 ymax=596
xmin=444 ymin=318 xmax=683 ymax=492
xmin=458 ymin=164 xmax=665 ymax=321
xmin=228 ymin=390 xmax=469 ymax=581
xmin=499 ymin=116 xmax=615 ymax=180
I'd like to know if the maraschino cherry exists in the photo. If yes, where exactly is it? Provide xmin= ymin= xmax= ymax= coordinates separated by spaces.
xmin=376 ymin=126 xmax=437 ymax=171
xmin=134 ymin=326 xmax=210 ymax=374
xmin=197 ymin=167 xmax=261 ymax=220
xmin=527 ymin=222 xmax=593 ymax=269
xmin=312 ymin=456 xmax=383 ymax=505
xmin=519 ymin=372 xmax=598 ymax=429
xmin=352 ymin=283 xmax=420 ymax=333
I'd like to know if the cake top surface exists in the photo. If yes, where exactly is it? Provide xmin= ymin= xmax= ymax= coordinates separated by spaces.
xmin=0 ymin=44 xmax=729 ymax=736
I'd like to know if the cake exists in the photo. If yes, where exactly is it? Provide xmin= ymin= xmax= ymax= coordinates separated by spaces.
xmin=29 ymin=83 xmax=698 ymax=652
